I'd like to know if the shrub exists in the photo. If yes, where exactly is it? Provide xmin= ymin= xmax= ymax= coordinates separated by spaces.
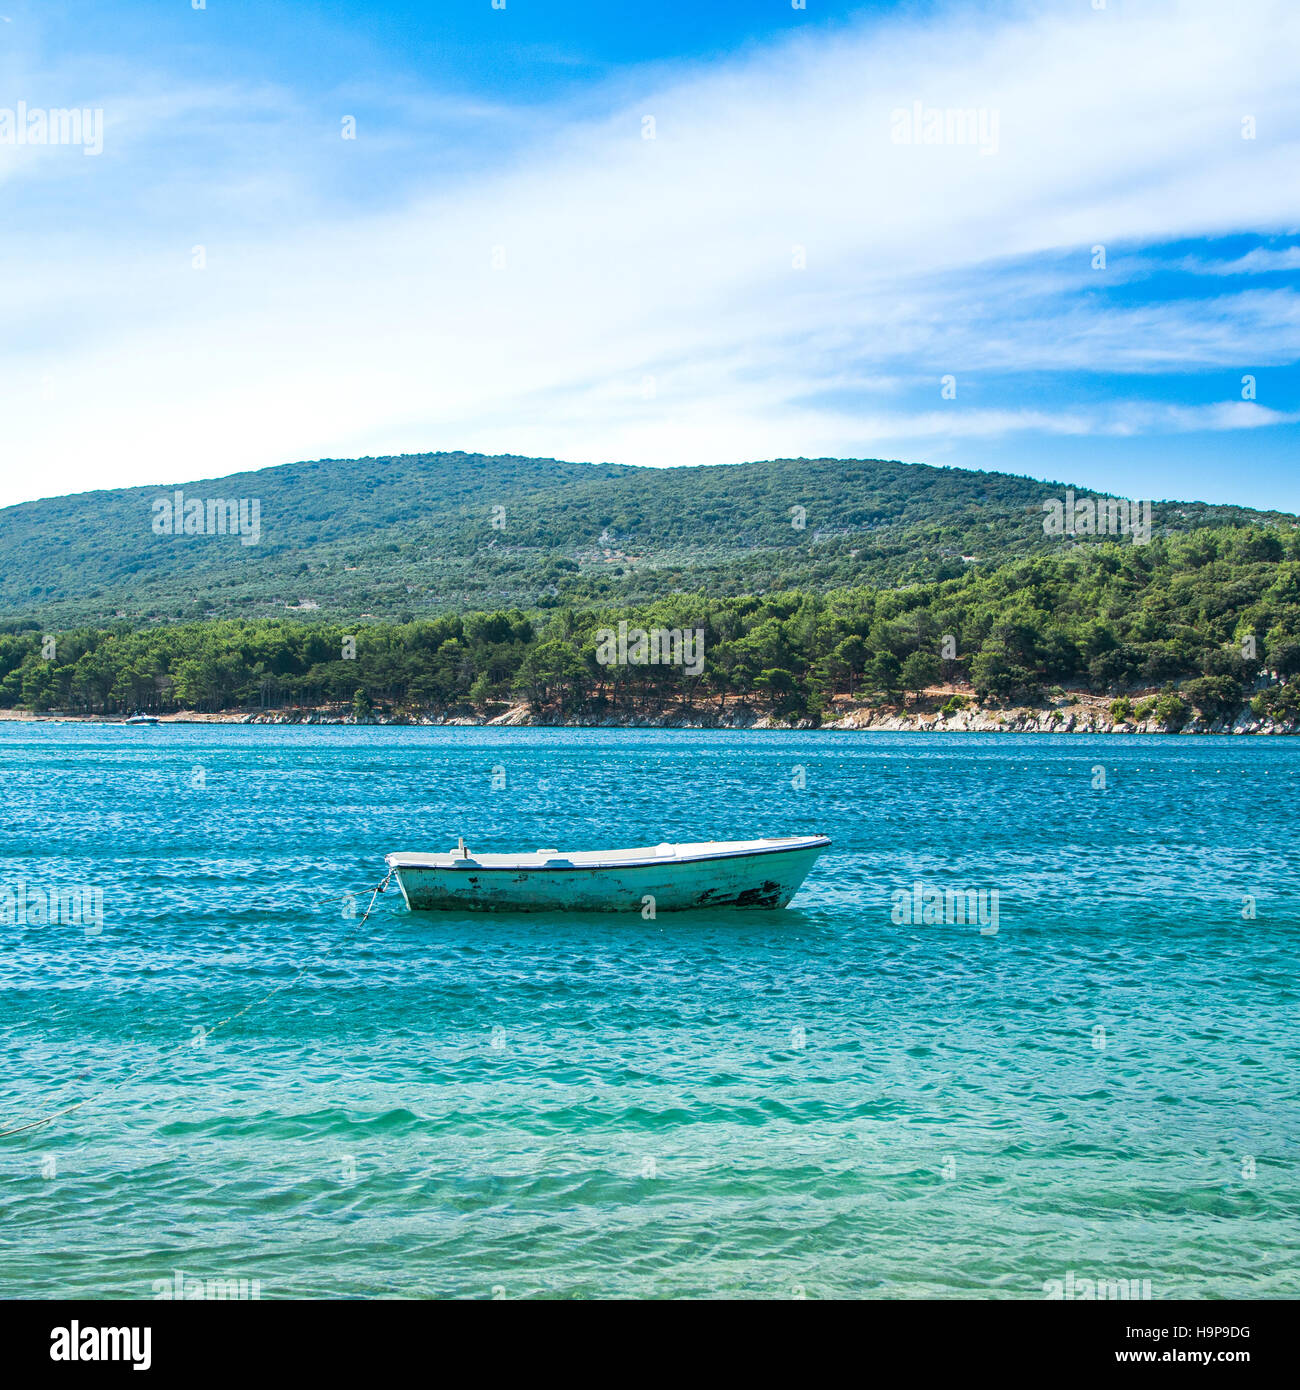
xmin=1154 ymin=692 xmax=1189 ymax=728
xmin=1264 ymin=683 xmax=1300 ymax=720
xmin=1182 ymin=675 xmax=1243 ymax=717
xmin=1267 ymin=639 xmax=1300 ymax=678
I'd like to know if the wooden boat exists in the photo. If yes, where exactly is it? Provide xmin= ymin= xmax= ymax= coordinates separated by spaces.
xmin=385 ymin=836 xmax=830 ymax=913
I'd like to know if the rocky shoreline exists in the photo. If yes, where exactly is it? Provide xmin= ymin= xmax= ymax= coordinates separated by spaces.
xmin=4 ymin=694 xmax=1296 ymax=735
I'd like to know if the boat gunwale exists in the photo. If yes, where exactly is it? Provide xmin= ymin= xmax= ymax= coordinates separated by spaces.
xmin=385 ymin=836 xmax=831 ymax=874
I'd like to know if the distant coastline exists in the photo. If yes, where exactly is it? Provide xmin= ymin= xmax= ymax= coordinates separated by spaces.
xmin=6 ymin=521 xmax=1298 ymax=739
xmin=4 ymin=693 xmax=1296 ymax=736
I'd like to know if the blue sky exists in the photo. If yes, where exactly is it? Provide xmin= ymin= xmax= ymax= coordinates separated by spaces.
xmin=1 ymin=0 xmax=1298 ymax=510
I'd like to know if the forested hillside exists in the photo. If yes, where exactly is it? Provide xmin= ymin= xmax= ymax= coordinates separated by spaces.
xmin=0 ymin=452 xmax=1291 ymax=626
xmin=6 ymin=527 xmax=1298 ymax=725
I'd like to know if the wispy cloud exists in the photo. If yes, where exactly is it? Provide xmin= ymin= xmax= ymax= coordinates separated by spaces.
xmin=1178 ymin=247 xmax=1300 ymax=276
xmin=0 ymin=0 xmax=1298 ymax=506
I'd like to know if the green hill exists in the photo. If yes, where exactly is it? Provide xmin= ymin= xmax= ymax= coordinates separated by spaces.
xmin=0 ymin=451 xmax=1293 ymax=627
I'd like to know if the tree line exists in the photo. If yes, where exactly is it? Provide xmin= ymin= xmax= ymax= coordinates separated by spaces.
xmin=2 ymin=526 xmax=1297 ymax=724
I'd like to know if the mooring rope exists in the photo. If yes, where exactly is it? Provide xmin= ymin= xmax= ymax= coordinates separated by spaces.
xmin=0 ymin=868 xmax=393 ymax=1141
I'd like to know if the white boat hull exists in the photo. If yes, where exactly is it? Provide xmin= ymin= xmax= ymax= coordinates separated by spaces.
xmin=386 ymin=837 xmax=830 ymax=913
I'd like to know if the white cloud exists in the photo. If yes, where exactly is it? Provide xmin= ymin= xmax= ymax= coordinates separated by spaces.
xmin=1099 ymin=400 xmax=1300 ymax=435
xmin=1 ymin=0 xmax=1299 ymax=504
xmin=1179 ymin=246 xmax=1300 ymax=275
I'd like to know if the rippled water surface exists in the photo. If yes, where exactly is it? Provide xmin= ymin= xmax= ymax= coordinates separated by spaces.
xmin=2 ymin=725 xmax=1298 ymax=1299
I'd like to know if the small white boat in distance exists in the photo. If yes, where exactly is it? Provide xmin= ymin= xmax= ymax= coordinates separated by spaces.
xmin=385 ymin=836 xmax=831 ymax=913
xmin=123 ymin=712 xmax=160 ymax=725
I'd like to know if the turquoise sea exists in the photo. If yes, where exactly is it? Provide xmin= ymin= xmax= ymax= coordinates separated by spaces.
xmin=1 ymin=725 xmax=1297 ymax=1299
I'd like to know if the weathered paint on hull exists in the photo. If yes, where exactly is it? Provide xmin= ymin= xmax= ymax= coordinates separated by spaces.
xmin=392 ymin=845 xmax=825 ymax=913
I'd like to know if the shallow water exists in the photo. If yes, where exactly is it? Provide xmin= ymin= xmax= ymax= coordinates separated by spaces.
xmin=1 ymin=725 xmax=1297 ymax=1298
